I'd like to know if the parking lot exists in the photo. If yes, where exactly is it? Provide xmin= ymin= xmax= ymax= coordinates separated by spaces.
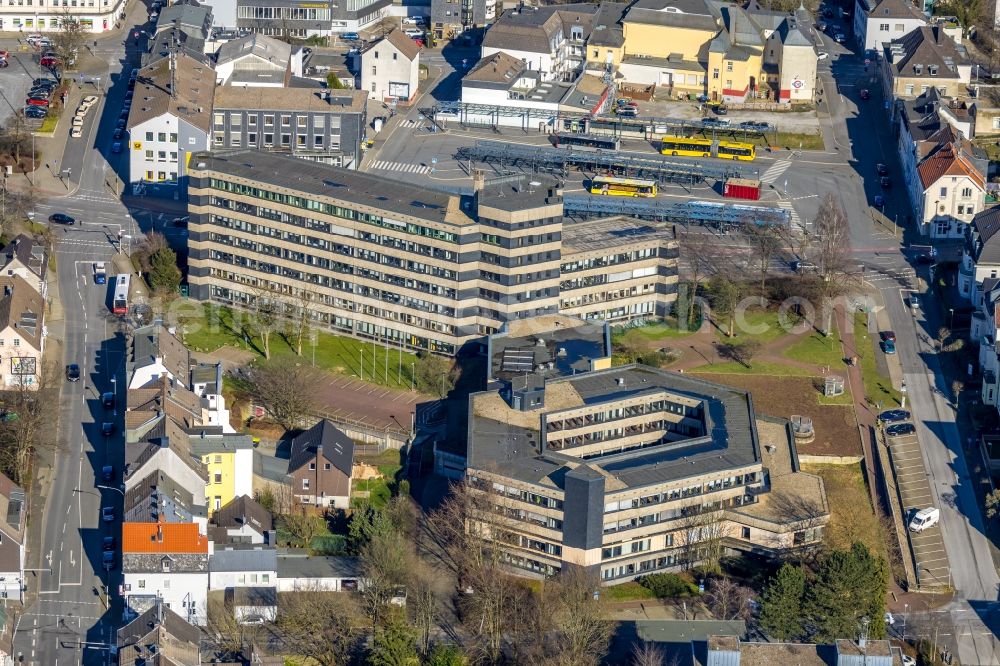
xmin=886 ymin=432 xmax=952 ymax=590
xmin=0 ymin=51 xmax=42 ymax=128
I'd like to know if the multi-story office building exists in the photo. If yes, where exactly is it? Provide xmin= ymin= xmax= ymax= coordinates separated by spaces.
xmin=431 ymin=0 xmax=496 ymax=40
xmin=236 ymin=0 xmax=390 ymax=37
xmin=211 ymin=87 xmax=367 ymax=168
xmin=0 ymin=0 xmax=127 ymax=32
xmin=186 ymin=151 xmax=678 ymax=355
xmin=464 ymin=331 xmax=830 ymax=581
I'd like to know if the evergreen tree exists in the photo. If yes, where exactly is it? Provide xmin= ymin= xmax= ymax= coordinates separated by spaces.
xmin=759 ymin=563 xmax=806 ymax=640
xmin=425 ymin=644 xmax=466 ymax=666
xmin=806 ymin=542 xmax=889 ymax=642
xmin=148 ymin=246 xmax=181 ymax=293
xmin=369 ymin=612 xmax=418 ymax=666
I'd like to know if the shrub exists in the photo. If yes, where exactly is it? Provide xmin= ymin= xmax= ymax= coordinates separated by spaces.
xmin=638 ymin=572 xmax=699 ymax=598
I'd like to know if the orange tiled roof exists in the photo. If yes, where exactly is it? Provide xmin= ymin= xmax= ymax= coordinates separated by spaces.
xmin=917 ymin=143 xmax=986 ymax=191
xmin=122 ymin=521 xmax=208 ymax=554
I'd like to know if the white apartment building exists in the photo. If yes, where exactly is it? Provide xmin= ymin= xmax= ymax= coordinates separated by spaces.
xmin=853 ymin=0 xmax=927 ymax=53
xmin=0 ymin=0 xmax=127 ymax=33
xmin=360 ymin=29 xmax=421 ymax=102
xmin=916 ymin=142 xmax=986 ymax=239
xmin=208 ymin=549 xmax=277 ymax=590
xmin=122 ymin=522 xmax=210 ymax=626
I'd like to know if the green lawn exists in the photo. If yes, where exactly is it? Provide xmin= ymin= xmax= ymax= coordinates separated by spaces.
xmin=180 ymin=302 xmax=420 ymax=389
xmin=602 ymin=581 xmax=656 ymax=602
xmin=762 ymin=131 xmax=825 ymax=151
xmin=783 ymin=328 xmax=844 ymax=369
xmin=37 ymin=114 xmax=59 ymax=134
xmin=352 ymin=449 xmax=403 ymax=509
xmin=854 ymin=314 xmax=902 ymax=408
xmin=688 ymin=359 xmax=814 ymax=376
xmin=617 ymin=318 xmax=700 ymax=341
xmin=716 ymin=308 xmax=804 ymax=345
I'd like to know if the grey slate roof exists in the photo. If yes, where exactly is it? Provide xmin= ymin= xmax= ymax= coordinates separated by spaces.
xmin=124 ymin=469 xmax=201 ymax=523
xmin=287 ymin=419 xmax=354 ymax=475
xmin=131 ymin=323 xmax=192 ymax=382
xmin=869 ymin=0 xmax=927 ymax=21
xmin=889 ymin=25 xmax=969 ymax=79
xmin=117 ymin=600 xmax=200 ymax=666
xmin=973 ymin=208 xmax=1000 ymax=265
xmin=1 ymin=235 xmax=47 ymax=282
xmin=277 ymin=553 xmax=361 ymax=579
xmin=210 ymin=548 xmax=277 ymax=572
xmin=212 ymin=494 xmax=274 ymax=533
xmin=216 ymin=32 xmax=291 ymax=68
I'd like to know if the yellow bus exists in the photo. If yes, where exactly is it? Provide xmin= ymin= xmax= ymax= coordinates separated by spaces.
xmin=717 ymin=140 xmax=756 ymax=161
xmin=590 ymin=176 xmax=658 ymax=197
xmin=660 ymin=137 xmax=757 ymax=161
xmin=660 ymin=137 xmax=712 ymax=158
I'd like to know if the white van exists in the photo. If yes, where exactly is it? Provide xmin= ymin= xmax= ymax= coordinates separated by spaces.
xmin=908 ymin=507 xmax=940 ymax=533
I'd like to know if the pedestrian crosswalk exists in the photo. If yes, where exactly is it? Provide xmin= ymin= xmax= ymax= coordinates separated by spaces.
xmin=777 ymin=199 xmax=803 ymax=229
xmin=368 ymin=160 xmax=430 ymax=174
xmin=399 ymin=119 xmax=419 ymax=128
xmin=760 ymin=159 xmax=793 ymax=184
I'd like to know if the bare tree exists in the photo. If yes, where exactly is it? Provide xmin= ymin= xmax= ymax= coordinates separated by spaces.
xmin=359 ymin=522 xmax=410 ymax=633
xmin=705 ymin=576 xmax=754 ymax=621
xmin=536 ymin=568 xmax=614 ymax=666
xmin=813 ymin=193 xmax=852 ymax=290
xmin=132 ymin=231 xmax=169 ymax=274
xmin=283 ymin=287 xmax=317 ymax=357
xmin=276 ymin=590 xmax=360 ymax=666
xmin=424 ymin=478 xmax=529 ymax=664
xmin=632 ymin=641 xmax=669 ymax=666
xmin=280 ymin=507 xmax=326 ymax=549
xmin=678 ymin=509 xmax=727 ymax=574
xmin=407 ymin=560 xmax=439 ymax=656
xmin=717 ymin=340 xmax=761 ymax=368
xmin=741 ymin=222 xmax=783 ymax=298
xmin=239 ymin=358 xmax=317 ymax=431
xmin=206 ymin=593 xmax=262 ymax=661
xmin=0 ymin=362 xmax=57 ymax=486
xmin=50 ymin=11 xmax=88 ymax=71
xmin=678 ymin=228 xmax=720 ymax=324
xmin=251 ymin=286 xmax=280 ymax=360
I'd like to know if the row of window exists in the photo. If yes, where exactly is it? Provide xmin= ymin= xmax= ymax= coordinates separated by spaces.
xmin=236 ymin=6 xmax=329 ymax=20
xmin=206 ymin=185 xmax=458 ymax=244
xmin=604 ymin=475 xmax=757 ymax=514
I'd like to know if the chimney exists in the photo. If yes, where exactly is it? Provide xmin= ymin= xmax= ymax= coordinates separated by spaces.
xmin=157 ymin=524 xmax=164 ymax=542
xmin=473 ymin=169 xmax=486 ymax=193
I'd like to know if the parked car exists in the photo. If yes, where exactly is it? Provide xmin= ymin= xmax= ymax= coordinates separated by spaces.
xmin=112 ymin=141 xmax=122 ymax=154
xmin=340 ymin=32 xmax=360 ymax=40
xmin=817 ymin=51 xmax=829 ymax=60
xmin=880 ymin=175 xmax=891 ymax=188
xmin=880 ymin=330 xmax=896 ymax=342
xmin=873 ymin=194 xmax=885 ymax=207
xmin=101 ymin=422 xmax=115 ymax=437
xmin=102 ymin=551 xmax=115 ymax=570
xmin=702 ymin=117 xmax=730 ymax=126
xmin=71 ymin=116 xmax=84 ymax=127
xmin=859 ymin=88 xmax=870 ymax=100
xmin=887 ymin=422 xmax=917 ymax=437
xmin=40 ymin=55 xmax=61 ymax=68
xmin=876 ymin=163 xmax=889 ymax=175
xmin=50 ymin=213 xmax=75 ymax=225
xmin=878 ymin=409 xmax=909 ymax=423
xmin=909 ymin=294 xmax=920 ymax=309
xmin=101 ymin=465 xmax=114 ymax=482
xmin=102 ymin=536 xmax=115 ymax=551
xmin=404 ymin=28 xmax=424 ymax=38
xmin=881 ymin=339 xmax=896 ymax=354
xmin=834 ymin=32 xmax=846 ymax=43
xmin=884 ymin=612 xmax=895 ymax=626
xmin=82 ymin=95 xmax=98 ymax=107
xmin=101 ymin=506 xmax=115 ymax=522
xmin=616 ymin=107 xmax=639 ymax=117
xmin=402 ymin=16 xmax=421 ymax=24
xmin=816 ymin=22 xmax=827 ymax=32
xmin=70 ymin=127 xmax=82 ymax=138
xmin=65 ymin=363 xmax=81 ymax=381
xmin=712 ymin=105 xmax=728 ymax=115
xmin=25 ymin=97 xmax=50 ymax=107
xmin=101 ymin=392 xmax=115 ymax=409
xmin=908 ymin=507 xmax=940 ymax=532
xmin=23 ymin=107 xmax=47 ymax=119
xmin=738 ymin=121 xmax=769 ymax=131
xmin=113 ymin=128 xmax=124 ymax=140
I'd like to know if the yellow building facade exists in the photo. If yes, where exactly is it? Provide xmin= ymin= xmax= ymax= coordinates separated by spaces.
xmin=194 ymin=437 xmax=255 ymax=515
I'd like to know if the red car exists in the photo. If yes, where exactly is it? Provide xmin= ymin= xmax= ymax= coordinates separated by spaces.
xmin=860 ymin=89 xmax=870 ymax=100
xmin=25 ymin=97 xmax=50 ymax=107
xmin=40 ymin=55 xmax=61 ymax=67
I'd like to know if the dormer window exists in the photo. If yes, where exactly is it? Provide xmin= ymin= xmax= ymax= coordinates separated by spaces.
xmin=161 ymin=557 xmax=172 ymax=573
xmin=914 ymin=64 xmax=923 ymax=75
xmin=929 ymin=65 xmax=938 ymax=75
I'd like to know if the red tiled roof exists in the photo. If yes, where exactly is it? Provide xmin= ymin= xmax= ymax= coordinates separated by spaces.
xmin=917 ymin=143 xmax=986 ymax=191
xmin=122 ymin=521 xmax=208 ymax=554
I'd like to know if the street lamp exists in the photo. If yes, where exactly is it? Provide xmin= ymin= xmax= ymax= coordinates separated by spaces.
xmin=111 ymin=376 xmax=117 ymax=417
xmin=96 ymin=484 xmax=124 ymax=498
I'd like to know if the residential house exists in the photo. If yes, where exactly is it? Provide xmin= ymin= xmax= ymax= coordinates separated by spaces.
xmin=972 ymin=280 xmax=1000 ymax=407
xmin=431 ymin=0 xmax=497 ymax=40
xmin=287 ymin=419 xmax=354 ymax=508
xmin=481 ymin=4 xmax=598 ymax=84
xmin=214 ymin=32 xmax=304 ymax=87
xmin=751 ymin=3 xmax=817 ymax=104
xmin=654 ymin=634 xmax=903 ymax=666
xmin=225 ymin=586 xmax=278 ymax=623
xmin=361 ymin=29 xmax=421 ymax=103
xmin=191 ymin=362 xmax=234 ymax=431
xmin=126 ymin=52 xmax=217 ymax=198
xmin=963 ymin=208 xmax=1000 ymax=304
xmin=190 ymin=430 xmax=255 ymax=513
xmin=0 ymin=235 xmax=47 ymax=299
xmin=122 ymin=520 xmax=211 ymax=625
xmin=915 ymin=141 xmax=986 ymax=238
xmin=211 ymin=86 xmax=369 ymax=168
xmin=124 ymin=469 xmax=208 ymax=530
xmin=209 ymin=548 xmax=278 ymax=589
xmin=276 ymin=553 xmax=362 ymax=591
xmin=853 ymin=0 xmax=927 ymax=53
xmin=208 ymin=494 xmax=275 ymax=547
xmin=128 ymin=323 xmax=192 ymax=390
xmin=881 ymin=25 xmax=972 ymax=100
xmin=144 ymin=0 xmax=215 ymax=69
xmin=124 ymin=413 xmax=208 ymax=507
xmin=0 ymin=473 xmax=25 ymax=602
xmin=0 ymin=276 xmax=45 ymax=388
xmin=116 ymin=600 xmax=200 ymax=666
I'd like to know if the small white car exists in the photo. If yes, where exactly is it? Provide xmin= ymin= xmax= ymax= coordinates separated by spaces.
xmin=82 ymin=95 xmax=98 ymax=106
xmin=402 ymin=17 xmax=422 ymax=25
xmin=70 ymin=127 xmax=82 ymax=138
xmin=72 ymin=116 xmax=84 ymax=127
xmin=403 ymin=28 xmax=424 ymax=38
xmin=884 ymin=611 xmax=895 ymax=626
xmin=908 ymin=507 xmax=940 ymax=533
xmin=817 ymin=51 xmax=829 ymax=61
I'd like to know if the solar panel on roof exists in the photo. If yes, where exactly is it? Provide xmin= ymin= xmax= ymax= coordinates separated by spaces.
xmin=501 ymin=348 xmax=535 ymax=373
